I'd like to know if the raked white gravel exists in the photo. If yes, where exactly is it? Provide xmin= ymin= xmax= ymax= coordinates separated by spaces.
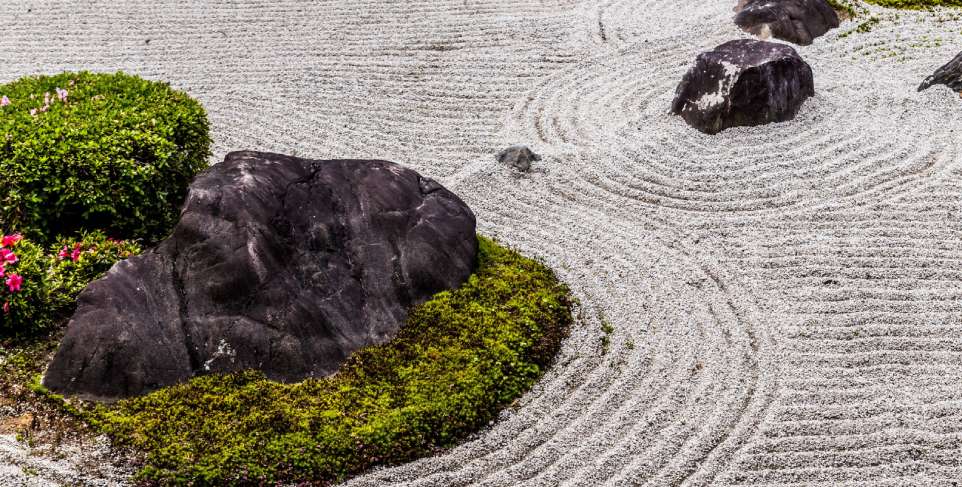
xmin=2 ymin=0 xmax=962 ymax=485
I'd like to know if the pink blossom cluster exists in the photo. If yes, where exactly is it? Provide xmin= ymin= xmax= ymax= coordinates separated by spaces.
xmin=58 ymin=237 xmax=128 ymax=263
xmin=0 ymin=233 xmax=24 ymax=314
xmin=0 ymin=85 xmax=70 ymax=115
xmin=58 ymin=242 xmax=84 ymax=261
xmin=30 ymin=87 xmax=68 ymax=116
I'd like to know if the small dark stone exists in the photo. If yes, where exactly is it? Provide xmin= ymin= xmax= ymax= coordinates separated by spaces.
xmin=918 ymin=51 xmax=962 ymax=93
xmin=734 ymin=0 xmax=839 ymax=46
xmin=43 ymin=151 xmax=478 ymax=401
xmin=671 ymin=39 xmax=815 ymax=135
xmin=497 ymin=145 xmax=541 ymax=172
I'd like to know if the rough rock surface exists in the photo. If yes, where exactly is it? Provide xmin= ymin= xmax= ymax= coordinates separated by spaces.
xmin=671 ymin=39 xmax=814 ymax=135
xmin=497 ymin=145 xmax=541 ymax=172
xmin=734 ymin=0 xmax=839 ymax=46
xmin=918 ymin=51 xmax=962 ymax=93
xmin=43 ymin=151 xmax=478 ymax=401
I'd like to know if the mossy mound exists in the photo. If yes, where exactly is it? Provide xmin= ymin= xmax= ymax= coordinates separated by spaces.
xmin=87 ymin=236 xmax=574 ymax=485
xmin=0 ymin=71 xmax=211 ymax=244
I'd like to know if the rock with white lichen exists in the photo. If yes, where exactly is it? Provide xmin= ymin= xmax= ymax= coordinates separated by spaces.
xmin=43 ymin=151 xmax=478 ymax=401
xmin=918 ymin=51 xmax=962 ymax=94
xmin=734 ymin=0 xmax=839 ymax=46
xmin=671 ymin=39 xmax=814 ymax=135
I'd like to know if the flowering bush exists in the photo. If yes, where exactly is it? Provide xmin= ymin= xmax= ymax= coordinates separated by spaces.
xmin=46 ymin=232 xmax=141 ymax=316
xmin=0 ymin=231 xmax=141 ymax=338
xmin=0 ymin=234 xmax=46 ymax=336
xmin=0 ymin=71 xmax=210 ymax=245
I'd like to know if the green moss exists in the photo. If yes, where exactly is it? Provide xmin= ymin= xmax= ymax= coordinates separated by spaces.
xmin=0 ymin=329 xmax=99 ymax=453
xmin=827 ymin=0 xmax=860 ymax=18
xmin=0 ymin=71 xmax=211 ymax=244
xmin=829 ymin=0 xmax=961 ymax=19
xmin=86 ymin=236 xmax=574 ymax=485
xmin=856 ymin=16 xmax=882 ymax=33
xmin=864 ymin=0 xmax=962 ymax=8
xmin=599 ymin=314 xmax=614 ymax=354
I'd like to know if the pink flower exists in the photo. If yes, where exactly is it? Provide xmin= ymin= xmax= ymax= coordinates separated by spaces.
xmin=0 ymin=249 xmax=16 ymax=264
xmin=1 ymin=233 xmax=22 ymax=248
xmin=0 ymin=264 xmax=4 ymax=278
xmin=2 ymin=301 xmax=8 ymax=314
xmin=0 ymin=96 xmax=9 ymax=107
xmin=71 ymin=242 xmax=82 ymax=261
xmin=5 ymin=274 xmax=22 ymax=292
xmin=58 ymin=246 xmax=70 ymax=260
xmin=56 ymin=88 xmax=68 ymax=102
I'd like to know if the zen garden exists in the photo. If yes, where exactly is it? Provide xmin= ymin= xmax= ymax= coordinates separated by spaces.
xmin=1 ymin=0 xmax=961 ymax=486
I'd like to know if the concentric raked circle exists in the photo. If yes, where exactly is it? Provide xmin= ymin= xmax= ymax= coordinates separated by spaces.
xmin=343 ymin=170 xmax=780 ymax=486
xmin=506 ymin=33 xmax=962 ymax=213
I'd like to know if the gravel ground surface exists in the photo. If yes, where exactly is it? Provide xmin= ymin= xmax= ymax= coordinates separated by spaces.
xmin=2 ymin=0 xmax=962 ymax=485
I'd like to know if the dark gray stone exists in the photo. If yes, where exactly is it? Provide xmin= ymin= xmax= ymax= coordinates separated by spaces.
xmin=43 ymin=151 xmax=478 ymax=401
xmin=671 ymin=39 xmax=815 ymax=135
xmin=497 ymin=145 xmax=541 ymax=172
xmin=918 ymin=51 xmax=962 ymax=93
xmin=734 ymin=0 xmax=839 ymax=46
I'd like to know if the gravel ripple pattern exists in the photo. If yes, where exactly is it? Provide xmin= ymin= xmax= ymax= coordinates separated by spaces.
xmin=2 ymin=0 xmax=962 ymax=485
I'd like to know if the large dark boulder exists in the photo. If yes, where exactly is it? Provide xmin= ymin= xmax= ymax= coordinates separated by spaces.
xmin=43 ymin=151 xmax=478 ymax=401
xmin=671 ymin=39 xmax=815 ymax=135
xmin=918 ymin=51 xmax=962 ymax=94
xmin=734 ymin=0 xmax=839 ymax=46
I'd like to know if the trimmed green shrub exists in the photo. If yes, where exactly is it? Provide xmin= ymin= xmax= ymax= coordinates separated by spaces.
xmin=90 ymin=236 xmax=574 ymax=485
xmin=0 ymin=231 xmax=141 ymax=338
xmin=0 ymin=71 xmax=211 ymax=244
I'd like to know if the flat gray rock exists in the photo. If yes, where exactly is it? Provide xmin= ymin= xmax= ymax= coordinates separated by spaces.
xmin=43 ymin=151 xmax=478 ymax=401
xmin=497 ymin=145 xmax=541 ymax=172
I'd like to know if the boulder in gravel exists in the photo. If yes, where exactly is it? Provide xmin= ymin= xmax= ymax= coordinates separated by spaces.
xmin=918 ymin=51 xmax=962 ymax=94
xmin=734 ymin=0 xmax=839 ymax=46
xmin=43 ymin=151 xmax=478 ymax=401
xmin=497 ymin=145 xmax=541 ymax=172
xmin=671 ymin=39 xmax=814 ymax=135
